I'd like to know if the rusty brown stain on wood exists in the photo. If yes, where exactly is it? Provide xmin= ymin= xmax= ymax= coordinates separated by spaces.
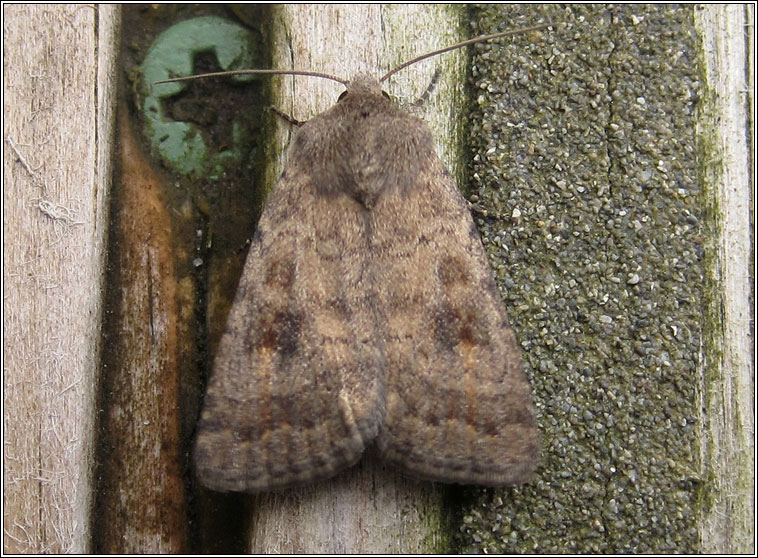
xmin=94 ymin=108 xmax=187 ymax=553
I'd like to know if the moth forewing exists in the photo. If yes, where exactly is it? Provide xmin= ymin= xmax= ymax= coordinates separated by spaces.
xmin=183 ymin=25 xmax=549 ymax=491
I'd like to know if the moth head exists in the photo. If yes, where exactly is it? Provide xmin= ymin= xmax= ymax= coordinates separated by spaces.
xmin=339 ymin=74 xmax=390 ymax=103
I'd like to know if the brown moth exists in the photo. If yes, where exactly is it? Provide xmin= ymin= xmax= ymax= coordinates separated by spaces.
xmin=165 ymin=26 xmax=546 ymax=492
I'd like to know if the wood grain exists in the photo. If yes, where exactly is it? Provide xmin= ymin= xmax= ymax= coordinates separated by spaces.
xmin=694 ymin=4 xmax=755 ymax=554
xmin=93 ymin=107 xmax=188 ymax=553
xmin=3 ymin=4 xmax=118 ymax=553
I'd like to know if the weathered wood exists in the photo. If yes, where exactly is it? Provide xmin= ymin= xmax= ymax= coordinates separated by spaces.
xmin=693 ymin=4 xmax=755 ymax=554
xmin=2 ymin=4 xmax=119 ymax=553
xmin=93 ymin=108 xmax=188 ymax=553
xmin=93 ymin=6 xmax=269 ymax=553
xmin=248 ymin=5 xmax=465 ymax=553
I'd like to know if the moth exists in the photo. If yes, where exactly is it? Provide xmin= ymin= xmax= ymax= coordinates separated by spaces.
xmin=162 ymin=25 xmax=546 ymax=492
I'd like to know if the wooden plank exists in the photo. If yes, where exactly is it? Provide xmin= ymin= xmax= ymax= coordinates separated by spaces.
xmin=693 ymin=4 xmax=755 ymax=554
xmin=2 ymin=4 xmax=119 ymax=553
xmin=92 ymin=7 xmax=244 ymax=553
xmin=92 ymin=107 xmax=189 ymax=553
xmin=248 ymin=5 xmax=466 ymax=553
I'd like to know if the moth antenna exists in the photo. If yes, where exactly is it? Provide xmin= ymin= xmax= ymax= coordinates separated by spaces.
xmin=155 ymin=69 xmax=348 ymax=86
xmin=380 ymin=23 xmax=552 ymax=83
xmin=412 ymin=68 xmax=442 ymax=107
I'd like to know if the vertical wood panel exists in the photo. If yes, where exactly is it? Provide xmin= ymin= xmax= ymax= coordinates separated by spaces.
xmin=694 ymin=4 xmax=755 ymax=553
xmin=3 ymin=4 xmax=119 ymax=553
